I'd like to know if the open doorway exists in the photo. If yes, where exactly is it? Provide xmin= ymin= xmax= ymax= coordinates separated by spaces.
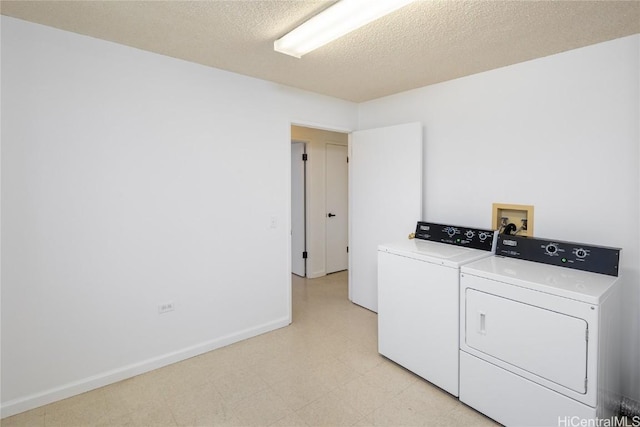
xmin=290 ymin=125 xmax=348 ymax=278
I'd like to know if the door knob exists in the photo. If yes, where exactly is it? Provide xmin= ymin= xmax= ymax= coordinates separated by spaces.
xmin=327 ymin=213 xmax=336 ymax=218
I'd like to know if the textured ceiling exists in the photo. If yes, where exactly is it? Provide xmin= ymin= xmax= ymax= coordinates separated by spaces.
xmin=1 ymin=0 xmax=639 ymax=102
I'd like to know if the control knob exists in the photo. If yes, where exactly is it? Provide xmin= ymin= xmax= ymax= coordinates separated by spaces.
xmin=478 ymin=232 xmax=490 ymax=241
xmin=465 ymin=230 xmax=476 ymax=240
xmin=574 ymin=248 xmax=588 ymax=259
xmin=444 ymin=227 xmax=458 ymax=238
xmin=545 ymin=243 xmax=559 ymax=255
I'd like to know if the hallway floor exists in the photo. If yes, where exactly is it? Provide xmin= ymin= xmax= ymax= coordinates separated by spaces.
xmin=2 ymin=271 xmax=498 ymax=426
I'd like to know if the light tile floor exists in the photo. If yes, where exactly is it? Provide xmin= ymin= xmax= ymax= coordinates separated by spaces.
xmin=2 ymin=271 xmax=499 ymax=427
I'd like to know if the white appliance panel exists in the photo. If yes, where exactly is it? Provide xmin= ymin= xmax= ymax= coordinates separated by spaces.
xmin=379 ymin=238 xmax=494 ymax=267
xmin=460 ymin=256 xmax=617 ymax=305
xmin=460 ymin=271 xmax=600 ymax=407
xmin=465 ymin=288 xmax=588 ymax=393
xmin=460 ymin=352 xmax=596 ymax=427
xmin=459 ymin=253 xmax=621 ymax=423
xmin=378 ymin=250 xmax=460 ymax=395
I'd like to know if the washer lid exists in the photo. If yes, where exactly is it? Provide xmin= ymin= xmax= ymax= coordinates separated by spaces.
xmin=461 ymin=256 xmax=619 ymax=304
xmin=379 ymin=239 xmax=493 ymax=267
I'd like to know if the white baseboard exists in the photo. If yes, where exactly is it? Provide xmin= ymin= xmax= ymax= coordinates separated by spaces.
xmin=1 ymin=317 xmax=290 ymax=419
xmin=307 ymin=270 xmax=326 ymax=279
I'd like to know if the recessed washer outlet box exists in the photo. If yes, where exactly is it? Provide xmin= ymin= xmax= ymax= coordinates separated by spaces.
xmin=492 ymin=203 xmax=534 ymax=237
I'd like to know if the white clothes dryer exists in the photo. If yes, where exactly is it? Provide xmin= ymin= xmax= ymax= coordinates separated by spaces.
xmin=459 ymin=234 xmax=622 ymax=426
xmin=378 ymin=222 xmax=496 ymax=396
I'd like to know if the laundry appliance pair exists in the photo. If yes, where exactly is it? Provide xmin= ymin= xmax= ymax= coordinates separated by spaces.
xmin=378 ymin=221 xmax=621 ymax=426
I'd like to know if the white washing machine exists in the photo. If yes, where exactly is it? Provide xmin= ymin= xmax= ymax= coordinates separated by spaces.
xmin=378 ymin=221 xmax=496 ymax=396
xmin=459 ymin=234 xmax=622 ymax=426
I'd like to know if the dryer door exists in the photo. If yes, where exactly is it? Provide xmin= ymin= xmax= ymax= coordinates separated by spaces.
xmin=465 ymin=289 xmax=588 ymax=394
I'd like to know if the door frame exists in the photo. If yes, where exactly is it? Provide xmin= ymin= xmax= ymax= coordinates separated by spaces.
xmin=288 ymin=122 xmax=352 ymax=297
xmin=289 ymin=123 xmax=351 ymax=279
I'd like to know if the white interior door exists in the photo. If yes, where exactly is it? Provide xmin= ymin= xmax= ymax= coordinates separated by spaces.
xmin=291 ymin=142 xmax=306 ymax=277
xmin=349 ymin=122 xmax=422 ymax=312
xmin=326 ymin=144 xmax=348 ymax=274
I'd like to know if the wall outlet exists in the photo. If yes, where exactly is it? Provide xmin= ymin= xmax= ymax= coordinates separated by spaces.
xmin=158 ymin=301 xmax=175 ymax=314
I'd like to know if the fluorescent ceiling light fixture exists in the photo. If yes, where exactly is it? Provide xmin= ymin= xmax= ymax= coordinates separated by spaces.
xmin=274 ymin=0 xmax=415 ymax=58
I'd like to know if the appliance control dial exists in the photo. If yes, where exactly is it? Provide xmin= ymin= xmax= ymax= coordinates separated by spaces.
xmin=465 ymin=230 xmax=476 ymax=240
xmin=574 ymin=248 xmax=588 ymax=258
xmin=478 ymin=232 xmax=490 ymax=241
xmin=444 ymin=227 xmax=459 ymax=238
xmin=545 ymin=243 xmax=559 ymax=255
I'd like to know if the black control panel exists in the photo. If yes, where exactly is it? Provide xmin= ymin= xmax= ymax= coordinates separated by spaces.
xmin=414 ymin=221 xmax=496 ymax=251
xmin=496 ymin=234 xmax=621 ymax=277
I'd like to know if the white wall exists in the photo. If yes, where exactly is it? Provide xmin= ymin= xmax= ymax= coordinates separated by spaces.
xmin=0 ymin=16 xmax=357 ymax=416
xmin=291 ymin=126 xmax=348 ymax=278
xmin=2 ymin=13 xmax=638 ymax=418
xmin=358 ymin=35 xmax=640 ymax=402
